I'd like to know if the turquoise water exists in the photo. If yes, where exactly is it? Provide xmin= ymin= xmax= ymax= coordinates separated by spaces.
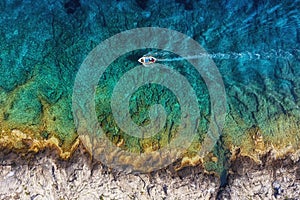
xmin=0 ymin=0 xmax=299 ymax=173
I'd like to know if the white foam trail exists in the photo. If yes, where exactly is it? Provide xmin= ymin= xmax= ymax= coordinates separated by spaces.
xmin=147 ymin=50 xmax=297 ymax=62
xmin=157 ymin=55 xmax=204 ymax=62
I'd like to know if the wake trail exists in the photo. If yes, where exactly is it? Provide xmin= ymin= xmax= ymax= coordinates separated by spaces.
xmin=148 ymin=50 xmax=298 ymax=62
xmin=157 ymin=55 xmax=201 ymax=62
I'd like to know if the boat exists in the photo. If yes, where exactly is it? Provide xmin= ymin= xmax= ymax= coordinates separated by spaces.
xmin=138 ymin=56 xmax=157 ymax=66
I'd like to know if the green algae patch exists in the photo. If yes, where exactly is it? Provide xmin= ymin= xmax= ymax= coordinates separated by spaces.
xmin=8 ymin=87 xmax=42 ymax=126
xmin=0 ymin=65 xmax=78 ymax=156
xmin=223 ymin=113 xmax=300 ymax=163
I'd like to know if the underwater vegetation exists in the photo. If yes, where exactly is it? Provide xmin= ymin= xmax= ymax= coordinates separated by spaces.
xmin=0 ymin=0 xmax=299 ymax=174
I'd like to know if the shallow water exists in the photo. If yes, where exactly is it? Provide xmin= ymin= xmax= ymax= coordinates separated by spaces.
xmin=0 ymin=0 xmax=299 ymax=173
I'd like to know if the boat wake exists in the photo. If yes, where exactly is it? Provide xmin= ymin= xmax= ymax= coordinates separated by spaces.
xmin=141 ymin=49 xmax=298 ymax=64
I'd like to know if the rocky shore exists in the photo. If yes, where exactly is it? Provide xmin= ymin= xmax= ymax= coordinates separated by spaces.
xmin=1 ymin=144 xmax=300 ymax=200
